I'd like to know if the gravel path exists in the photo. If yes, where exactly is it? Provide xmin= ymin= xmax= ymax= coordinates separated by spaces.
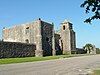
xmin=0 ymin=55 xmax=100 ymax=75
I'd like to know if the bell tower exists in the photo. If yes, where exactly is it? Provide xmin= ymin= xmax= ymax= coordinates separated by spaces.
xmin=60 ymin=19 xmax=76 ymax=54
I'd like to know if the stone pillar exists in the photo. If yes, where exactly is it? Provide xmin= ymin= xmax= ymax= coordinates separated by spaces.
xmin=35 ymin=18 xmax=43 ymax=57
xmin=52 ymin=23 xmax=56 ymax=56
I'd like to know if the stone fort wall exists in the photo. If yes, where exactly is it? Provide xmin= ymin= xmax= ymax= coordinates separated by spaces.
xmin=0 ymin=41 xmax=36 ymax=58
xmin=41 ymin=21 xmax=53 ymax=56
xmin=1 ymin=18 xmax=76 ymax=57
xmin=2 ymin=21 xmax=38 ymax=44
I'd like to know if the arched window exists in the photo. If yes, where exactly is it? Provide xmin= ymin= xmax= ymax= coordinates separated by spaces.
xmin=26 ymin=27 xmax=29 ymax=29
xmin=63 ymin=25 xmax=65 ymax=30
xmin=26 ymin=27 xmax=29 ymax=34
xmin=25 ymin=39 xmax=29 ymax=43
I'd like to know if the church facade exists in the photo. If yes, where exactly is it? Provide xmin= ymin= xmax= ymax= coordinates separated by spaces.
xmin=2 ymin=18 xmax=76 ymax=57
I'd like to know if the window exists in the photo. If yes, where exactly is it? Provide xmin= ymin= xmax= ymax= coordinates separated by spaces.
xmin=26 ymin=27 xmax=29 ymax=29
xmin=25 ymin=39 xmax=29 ymax=43
xmin=26 ymin=27 xmax=29 ymax=34
xmin=63 ymin=25 xmax=65 ymax=30
xmin=46 ymin=37 xmax=49 ymax=42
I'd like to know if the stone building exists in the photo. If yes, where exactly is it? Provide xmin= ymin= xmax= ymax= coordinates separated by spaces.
xmin=2 ymin=18 xmax=76 ymax=57
xmin=55 ymin=19 xmax=76 ymax=55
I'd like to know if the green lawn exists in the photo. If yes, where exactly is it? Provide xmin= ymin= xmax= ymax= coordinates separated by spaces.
xmin=90 ymin=70 xmax=100 ymax=75
xmin=0 ymin=54 xmax=89 ymax=64
xmin=94 ymin=70 xmax=100 ymax=74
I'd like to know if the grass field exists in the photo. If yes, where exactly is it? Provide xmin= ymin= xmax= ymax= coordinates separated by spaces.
xmin=0 ymin=54 xmax=89 ymax=64
xmin=94 ymin=70 xmax=100 ymax=75
xmin=89 ymin=70 xmax=100 ymax=75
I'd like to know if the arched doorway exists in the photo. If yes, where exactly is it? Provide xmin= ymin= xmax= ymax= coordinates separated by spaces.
xmin=25 ymin=39 xmax=29 ymax=43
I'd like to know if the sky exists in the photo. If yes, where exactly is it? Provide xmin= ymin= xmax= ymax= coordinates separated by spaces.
xmin=0 ymin=0 xmax=100 ymax=48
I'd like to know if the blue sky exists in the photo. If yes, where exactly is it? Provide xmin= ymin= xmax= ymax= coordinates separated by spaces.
xmin=0 ymin=0 xmax=100 ymax=48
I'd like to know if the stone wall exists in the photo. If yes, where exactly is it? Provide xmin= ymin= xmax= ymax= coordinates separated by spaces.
xmin=2 ymin=21 xmax=38 ymax=44
xmin=55 ymin=33 xmax=62 ymax=55
xmin=0 ymin=41 xmax=36 ymax=58
xmin=41 ymin=21 xmax=53 ymax=56
xmin=71 ymin=31 xmax=76 ymax=54
xmin=76 ymin=48 xmax=86 ymax=54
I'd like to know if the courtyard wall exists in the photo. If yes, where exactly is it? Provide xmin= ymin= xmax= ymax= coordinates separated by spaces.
xmin=0 ymin=41 xmax=36 ymax=58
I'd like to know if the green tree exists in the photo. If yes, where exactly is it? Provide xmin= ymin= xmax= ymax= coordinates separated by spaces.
xmin=97 ymin=48 xmax=100 ymax=54
xmin=83 ymin=43 xmax=94 ymax=54
xmin=80 ymin=0 xmax=100 ymax=23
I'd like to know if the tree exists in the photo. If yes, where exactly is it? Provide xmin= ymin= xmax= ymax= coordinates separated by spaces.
xmin=80 ymin=0 xmax=100 ymax=23
xmin=83 ymin=43 xmax=94 ymax=54
xmin=97 ymin=48 xmax=100 ymax=54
